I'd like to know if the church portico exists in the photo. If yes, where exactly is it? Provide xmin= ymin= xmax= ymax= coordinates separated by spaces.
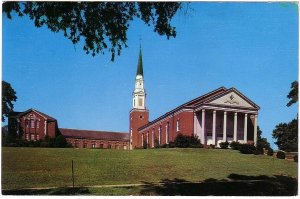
xmin=193 ymin=106 xmax=258 ymax=147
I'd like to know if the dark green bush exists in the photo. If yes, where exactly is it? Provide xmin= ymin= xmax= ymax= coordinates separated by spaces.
xmin=230 ymin=141 xmax=240 ymax=150
xmin=219 ymin=141 xmax=229 ymax=149
xmin=276 ymin=151 xmax=286 ymax=159
xmin=238 ymin=144 xmax=256 ymax=154
xmin=267 ymin=148 xmax=274 ymax=156
xmin=168 ymin=141 xmax=175 ymax=148
xmin=294 ymin=155 xmax=298 ymax=162
xmin=174 ymin=133 xmax=203 ymax=148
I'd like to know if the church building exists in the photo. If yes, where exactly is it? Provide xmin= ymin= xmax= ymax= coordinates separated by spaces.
xmin=7 ymin=46 xmax=259 ymax=150
xmin=129 ymin=47 xmax=260 ymax=149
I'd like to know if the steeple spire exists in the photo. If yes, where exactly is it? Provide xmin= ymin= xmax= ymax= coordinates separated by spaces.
xmin=136 ymin=45 xmax=143 ymax=77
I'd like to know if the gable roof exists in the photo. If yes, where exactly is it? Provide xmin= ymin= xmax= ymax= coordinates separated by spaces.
xmin=59 ymin=128 xmax=129 ymax=141
xmin=22 ymin=109 xmax=56 ymax=121
xmin=203 ymin=87 xmax=260 ymax=109
xmin=139 ymin=87 xmax=259 ymax=131
xmin=9 ymin=108 xmax=56 ymax=121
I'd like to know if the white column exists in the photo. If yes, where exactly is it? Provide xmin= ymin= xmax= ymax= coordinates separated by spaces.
xmin=254 ymin=114 xmax=258 ymax=146
xmin=244 ymin=113 xmax=248 ymax=143
xmin=201 ymin=109 xmax=206 ymax=145
xmin=212 ymin=110 xmax=216 ymax=145
xmin=234 ymin=112 xmax=237 ymax=141
xmin=223 ymin=111 xmax=227 ymax=142
xmin=142 ymin=134 xmax=144 ymax=147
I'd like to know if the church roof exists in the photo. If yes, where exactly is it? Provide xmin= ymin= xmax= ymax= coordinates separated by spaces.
xmin=59 ymin=128 xmax=129 ymax=141
xmin=138 ymin=87 xmax=259 ymax=131
xmin=136 ymin=46 xmax=143 ymax=76
xmin=9 ymin=108 xmax=56 ymax=121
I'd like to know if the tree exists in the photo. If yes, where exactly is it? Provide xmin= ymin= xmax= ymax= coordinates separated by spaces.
xmin=272 ymin=81 xmax=298 ymax=152
xmin=2 ymin=81 xmax=17 ymax=122
xmin=3 ymin=2 xmax=182 ymax=61
xmin=272 ymin=118 xmax=298 ymax=152
xmin=287 ymin=81 xmax=298 ymax=107
xmin=256 ymin=126 xmax=271 ymax=154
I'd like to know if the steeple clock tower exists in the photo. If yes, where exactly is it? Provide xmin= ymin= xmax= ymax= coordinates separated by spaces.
xmin=129 ymin=46 xmax=149 ymax=149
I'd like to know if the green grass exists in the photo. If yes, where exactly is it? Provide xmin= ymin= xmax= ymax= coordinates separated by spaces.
xmin=1 ymin=147 xmax=298 ymax=195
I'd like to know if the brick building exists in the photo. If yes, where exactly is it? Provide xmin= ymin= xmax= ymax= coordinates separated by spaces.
xmin=8 ymin=109 xmax=129 ymax=149
xmin=129 ymin=47 xmax=260 ymax=149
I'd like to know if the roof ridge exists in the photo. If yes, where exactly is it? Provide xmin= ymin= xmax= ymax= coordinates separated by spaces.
xmin=59 ymin=128 xmax=128 ymax=134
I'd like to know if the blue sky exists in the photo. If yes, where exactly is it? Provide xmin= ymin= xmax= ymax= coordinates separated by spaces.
xmin=2 ymin=2 xmax=298 ymax=149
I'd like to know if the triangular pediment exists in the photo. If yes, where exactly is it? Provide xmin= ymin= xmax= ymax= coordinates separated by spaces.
xmin=205 ymin=89 xmax=259 ymax=109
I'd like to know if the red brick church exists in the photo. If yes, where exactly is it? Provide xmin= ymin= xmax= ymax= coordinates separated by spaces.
xmin=8 ymin=46 xmax=259 ymax=149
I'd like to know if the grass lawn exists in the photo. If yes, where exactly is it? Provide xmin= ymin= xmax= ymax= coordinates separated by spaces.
xmin=1 ymin=147 xmax=298 ymax=195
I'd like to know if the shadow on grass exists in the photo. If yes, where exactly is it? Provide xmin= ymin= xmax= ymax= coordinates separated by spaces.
xmin=2 ymin=187 xmax=90 ymax=195
xmin=2 ymin=174 xmax=297 ymax=196
xmin=139 ymin=174 xmax=298 ymax=196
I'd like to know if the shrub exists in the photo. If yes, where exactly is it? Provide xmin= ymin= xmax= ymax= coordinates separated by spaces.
xmin=230 ymin=141 xmax=240 ymax=150
xmin=219 ymin=141 xmax=229 ymax=149
xmin=276 ymin=151 xmax=286 ymax=159
xmin=267 ymin=148 xmax=274 ymax=156
xmin=174 ymin=133 xmax=203 ymax=148
xmin=294 ymin=155 xmax=298 ymax=162
xmin=238 ymin=144 xmax=256 ymax=154
xmin=168 ymin=141 xmax=175 ymax=148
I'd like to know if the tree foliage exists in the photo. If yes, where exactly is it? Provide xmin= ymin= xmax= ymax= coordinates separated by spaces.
xmin=2 ymin=81 xmax=17 ymax=122
xmin=3 ymin=2 xmax=181 ymax=61
xmin=286 ymin=81 xmax=298 ymax=107
xmin=272 ymin=118 xmax=298 ymax=152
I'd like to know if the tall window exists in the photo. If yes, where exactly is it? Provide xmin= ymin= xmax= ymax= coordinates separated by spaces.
xmin=176 ymin=119 xmax=180 ymax=132
xmin=152 ymin=129 xmax=155 ymax=147
xmin=26 ymin=120 xmax=29 ymax=128
xmin=166 ymin=122 xmax=170 ymax=144
xmin=159 ymin=126 xmax=162 ymax=145
xmin=31 ymin=120 xmax=35 ymax=128
xmin=31 ymin=134 xmax=35 ymax=140
xmin=100 ymin=144 xmax=104 ymax=149
xmin=36 ymin=121 xmax=39 ymax=128
xmin=36 ymin=135 xmax=40 ymax=140
xmin=92 ymin=143 xmax=96 ymax=148
xmin=147 ymin=132 xmax=149 ymax=146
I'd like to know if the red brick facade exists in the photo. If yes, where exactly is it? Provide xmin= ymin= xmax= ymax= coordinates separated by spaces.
xmin=8 ymin=109 xmax=58 ymax=141
xmin=8 ymin=109 xmax=130 ymax=149
xmin=129 ymin=109 xmax=149 ymax=149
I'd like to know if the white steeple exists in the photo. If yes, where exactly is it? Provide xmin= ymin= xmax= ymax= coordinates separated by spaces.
xmin=133 ymin=46 xmax=146 ymax=110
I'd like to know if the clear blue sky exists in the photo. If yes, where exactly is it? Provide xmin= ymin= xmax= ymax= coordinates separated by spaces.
xmin=2 ymin=2 xmax=298 ymax=149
